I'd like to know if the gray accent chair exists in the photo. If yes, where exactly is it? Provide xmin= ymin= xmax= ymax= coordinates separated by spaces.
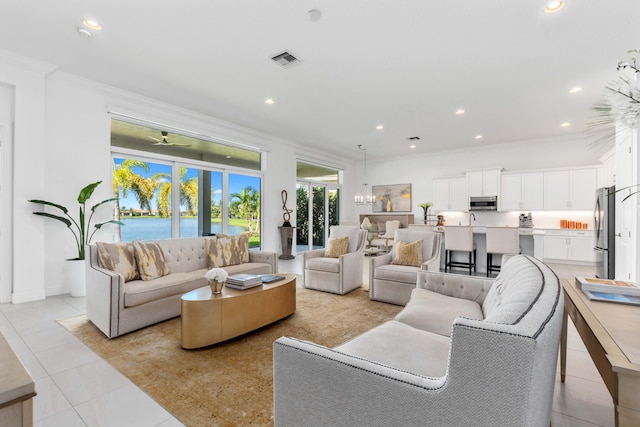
xmin=369 ymin=229 xmax=441 ymax=305
xmin=303 ymin=226 xmax=368 ymax=295
xmin=273 ymin=255 xmax=563 ymax=427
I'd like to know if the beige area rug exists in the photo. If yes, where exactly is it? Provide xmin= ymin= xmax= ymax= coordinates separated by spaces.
xmin=59 ymin=285 xmax=402 ymax=427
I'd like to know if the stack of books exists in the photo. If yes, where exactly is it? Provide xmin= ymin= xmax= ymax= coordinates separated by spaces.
xmin=575 ymin=276 xmax=640 ymax=305
xmin=226 ymin=274 xmax=263 ymax=290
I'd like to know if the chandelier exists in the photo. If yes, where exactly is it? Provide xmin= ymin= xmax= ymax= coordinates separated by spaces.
xmin=354 ymin=145 xmax=376 ymax=205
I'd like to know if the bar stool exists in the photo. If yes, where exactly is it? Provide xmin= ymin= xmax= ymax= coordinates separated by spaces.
xmin=444 ymin=226 xmax=476 ymax=275
xmin=485 ymin=227 xmax=521 ymax=277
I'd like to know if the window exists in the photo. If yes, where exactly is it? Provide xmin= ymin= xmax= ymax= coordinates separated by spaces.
xmin=110 ymin=118 xmax=263 ymax=246
xmin=228 ymin=173 xmax=262 ymax=248
xmin=112 ymin=157 xmax=172 ymax=242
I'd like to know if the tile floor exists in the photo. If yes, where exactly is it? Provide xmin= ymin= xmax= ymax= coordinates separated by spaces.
xmin=0 ymin=257 xmax=614 ymax=427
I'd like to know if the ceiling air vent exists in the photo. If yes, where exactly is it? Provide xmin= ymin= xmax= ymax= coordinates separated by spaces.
xmin=271 ymin=51 xmax=301 ymax=68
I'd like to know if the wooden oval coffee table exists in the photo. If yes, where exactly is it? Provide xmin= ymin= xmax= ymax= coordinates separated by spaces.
xmin=180 ymin=274 xmax=296 ymax=349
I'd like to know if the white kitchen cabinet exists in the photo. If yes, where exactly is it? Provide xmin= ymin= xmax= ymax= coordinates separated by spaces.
xmin=542 ymin=230 xmax=596 ymax=263
xmin=434 ymin=177 xmax=467 ymax=211
xmin=543 ymin=168 xmax=597 ymax=210
xmin=500 ymin=172 xmax=543 ymax=211
xmin=467 ymin=170 xmax=500 ymax=197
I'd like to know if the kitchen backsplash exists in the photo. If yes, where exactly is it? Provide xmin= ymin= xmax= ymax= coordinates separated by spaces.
xmin=428 ymin=210 xmax=593 ymax=229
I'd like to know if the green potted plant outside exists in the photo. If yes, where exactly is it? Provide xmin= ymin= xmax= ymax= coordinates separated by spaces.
xmin=29 ymin=180 xmax=122 ymax=261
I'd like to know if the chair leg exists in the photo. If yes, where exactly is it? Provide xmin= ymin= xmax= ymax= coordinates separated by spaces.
xmin=468 ymin=251 xmax=472 ymax=275
xmin=445 ymin=250 xmax=449 ymax=272
xmin=486 ymin=253 xmax=491 ymax=277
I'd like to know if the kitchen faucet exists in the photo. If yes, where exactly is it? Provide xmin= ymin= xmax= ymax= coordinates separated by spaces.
xmin=469 ymin=212 xmax=476 ymax=225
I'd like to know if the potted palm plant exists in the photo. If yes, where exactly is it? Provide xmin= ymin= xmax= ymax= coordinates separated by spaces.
xmin=29 ymin=181 xmax=122 ymax=296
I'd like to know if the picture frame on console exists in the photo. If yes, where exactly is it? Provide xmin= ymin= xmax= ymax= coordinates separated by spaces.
xmin=372 ymin=183 xmax=412 ymax=212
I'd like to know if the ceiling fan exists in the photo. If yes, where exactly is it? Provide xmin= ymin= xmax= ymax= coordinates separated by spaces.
xmin=149 ymin=131 xmax=192 ymax=147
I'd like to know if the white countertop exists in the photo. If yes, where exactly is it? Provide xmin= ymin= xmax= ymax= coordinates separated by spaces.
xmin=432 ymin=226 xmax=592 ymax=235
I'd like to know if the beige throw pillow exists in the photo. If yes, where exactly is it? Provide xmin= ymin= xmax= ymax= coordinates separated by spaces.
xmin=236 ymin=234 xmax=250 ymax=263
xmin=392 ymin=239 xmax=424 ymax=267
xmin=325 ymin=236 xmax=349 ymax=258
xmin=207 ymin=234 xmax=249 ymax=267
xmin=133 ymin=241 xmax=171 ymax=281
xmin=96 ymin=242 xmax=140 ymax=282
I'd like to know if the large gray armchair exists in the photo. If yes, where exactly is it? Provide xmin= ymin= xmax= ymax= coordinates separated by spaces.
xmin=303 ymin=226 xmax=368 ymax=295
xmin=369 ymin=229 xmax=441 ymax=305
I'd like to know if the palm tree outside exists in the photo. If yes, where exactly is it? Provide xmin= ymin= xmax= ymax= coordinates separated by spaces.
xmin=154 ymin=167 xmax=198 ymax=218
xmin=230 ymin=186 xmax=260 ymax=232
xmin=112 ymin=159 xmax=155 ymax=242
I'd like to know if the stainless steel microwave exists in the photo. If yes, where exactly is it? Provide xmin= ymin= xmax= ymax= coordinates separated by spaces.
xmin=469 ymin=196 xmax=498 ymax=211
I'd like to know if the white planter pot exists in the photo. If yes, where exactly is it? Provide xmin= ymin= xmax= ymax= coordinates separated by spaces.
xmin=66 ymin=259 xmax=86 ymax=297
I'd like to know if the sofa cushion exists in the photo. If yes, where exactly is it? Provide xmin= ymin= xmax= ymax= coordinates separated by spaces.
xmin=395 ymin=288 xmax=484 ymax=337
xmin=96 ymin=241 xmax=140 ymax=282
xmin=304 ymin=257 xmax=340 ymax=274
xmin=207 ymin=235 xmax=249 ymax=267
xmin=482 ymin=256 xmax=544 ymax=324
xmin=391 ymin=239 xmax=423 ymax=267
xmin=374 ymin=263 xmax=421 ymax=283
xmin=133 ymin=241 xmax=171 ymax=281
xmin=124 ymin=272 xmax=204 ymax=307
xmin=335 ymin=320 xmax=450 ymax=377
xmin=325 ymin=236 xmax=349 ymax=258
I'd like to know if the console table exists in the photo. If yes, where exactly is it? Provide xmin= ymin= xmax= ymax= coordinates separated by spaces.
xmin=561 ymin=279 xmax=640 ymax=426
xmin=0 ymin=333 xmax=35 ymax=426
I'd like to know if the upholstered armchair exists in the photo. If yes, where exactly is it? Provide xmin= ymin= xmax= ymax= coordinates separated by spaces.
xmin=303 ymin=226 xmax=368 ymax=295
xmin=369 ymin=229 xmax=441 ymax=305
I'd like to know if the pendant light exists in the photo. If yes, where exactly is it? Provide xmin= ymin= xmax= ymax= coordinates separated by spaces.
xmin=354 ymin=145 xmax=375 ymax=205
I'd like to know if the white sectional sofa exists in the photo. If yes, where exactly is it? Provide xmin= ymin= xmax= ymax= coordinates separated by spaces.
xmin=87 ymin=236 xmax=277 ymax=338
xmin=273 ymin=255 xmax=563 ymax=427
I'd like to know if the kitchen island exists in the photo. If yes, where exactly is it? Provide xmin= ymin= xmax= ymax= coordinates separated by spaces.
xmin=415 ymin=226 xmax=594 ymax=274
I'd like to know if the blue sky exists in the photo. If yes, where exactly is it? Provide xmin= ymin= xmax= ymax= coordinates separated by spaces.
xmin=114 ymin=158 xmax=260 ymax=211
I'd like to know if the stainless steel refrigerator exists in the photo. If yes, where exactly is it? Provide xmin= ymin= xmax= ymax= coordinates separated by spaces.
xmin=594 ymin=186 xmax=615 ymax=279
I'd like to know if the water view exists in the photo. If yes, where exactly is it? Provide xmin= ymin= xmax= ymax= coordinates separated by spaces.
xmin=119 ymin=217 xmax=248 ymax=241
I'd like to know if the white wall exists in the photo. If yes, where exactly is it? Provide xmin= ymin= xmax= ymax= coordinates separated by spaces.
xmin=0 ymin=52 xmax=55 ymax=303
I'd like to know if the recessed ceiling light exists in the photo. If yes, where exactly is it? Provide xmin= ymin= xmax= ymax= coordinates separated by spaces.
xmin=569 ymin=87 xmax=582 ymax=94
xmin=475 ymin=135 xmax=483 ymax=140
xmin=82 ymin=19 xmax=102 ymax=30
xmin=455 ymin=109 xmax=465 ymax=115
xmin=409 ymin=145 xmax=416 ymax=149
xmin=561 ymin=122 xmax=571 ymax=127
xmin=545 ymin=1 xmax=565 ymax=13
xmin=376 ymin=125 xmax=384 ymax=130
xmin=265 ymin=98 xmax=275 ymax=105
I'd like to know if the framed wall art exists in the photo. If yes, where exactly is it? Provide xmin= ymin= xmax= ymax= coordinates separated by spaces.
xmin=372 ymin=183 xmax=412 ymax=212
